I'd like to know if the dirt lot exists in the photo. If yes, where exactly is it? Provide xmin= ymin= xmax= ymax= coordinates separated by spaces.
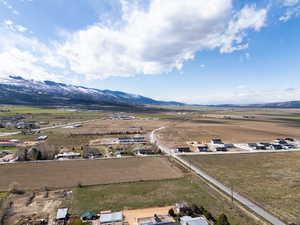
xmin=123 ymin=206 xmax=174 ymax=225
xmin=159 ymin=117 xmax=300 ymax=148
xmin=0 ymin=157 xmax=183 ymax=191
xmin=1 ymin=190 xmax=67 ymax=225
xmin=182 ymin=152 xmax=300 ymax=224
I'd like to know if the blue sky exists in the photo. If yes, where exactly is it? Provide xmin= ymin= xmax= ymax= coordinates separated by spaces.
xmin=0 ymin=0 xmax=299 ymax=104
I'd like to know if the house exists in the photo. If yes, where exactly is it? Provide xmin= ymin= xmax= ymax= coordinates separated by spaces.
xmin=248 ymin=143 xmax=258 ymax=149
xmin=197 ymin=145 xmax=208 ymax=152
xmin=55 ymin=152 xmax=81 ymax=159
xmin=16 ymin=121 xmax=39 ymax=129
xmin=37 ymin=136 xmax=48 ymax=141
xmin=39 ymin=121 xmax=49 ymax=125
xmin=211 ymin=139 xmax=223 ymax=145
xmin=256 ymin=144 xmax=266 ymax=150
xmin=118 ymin=137 xmax=145 ymax=144
xmin=132 ymin=137 xmax=145 ymax=142
xmin=175 ymin=202 xmax=189 ymax=214
xmin=285 ymin=137 xmax=295 ymax=142
xmin=134 ymin=149 xmax=155 ymax=155
xmin=56 ymin=208 xmax=68 ymax=225
xmin=99 ymin=212 xmax=123 ymax=224
xmin=81 ymin=212 xmax=98 ymax=221
xmin=180 ymin=216 xmax=208 ymax=225
xmin=83 ymin=149 xmax=102 ymax=159
xmin=271 ymin=144 xmax=283 ymax=150
xmin=176 ymin=147 xmax=191 ymax=153
xmin=215 ymin=146 xmax=227 ymax=152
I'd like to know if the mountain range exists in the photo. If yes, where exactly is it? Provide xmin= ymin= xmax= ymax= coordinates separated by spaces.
xmin=0 ymin=76 xmax=183 ymax=106
xmin=0 ymin=76 xmax=300 ymax=108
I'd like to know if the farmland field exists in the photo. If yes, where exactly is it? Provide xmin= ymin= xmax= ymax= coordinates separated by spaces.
xmin=182 ymin=152 xmax=300 ymax=224
xmin=67 ymin=176 xmax=260 ymax=225
xmin=0 ymin=157 xmax=183 ymax=191
xmin=159 ymin=116 xmax=300 ymax=148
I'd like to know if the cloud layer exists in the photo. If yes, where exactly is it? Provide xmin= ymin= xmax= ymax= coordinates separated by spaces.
xmin=0 ymin=0 xmax=267 ymax=81
xmin=279 ymin=0 xmax=300 ymax=22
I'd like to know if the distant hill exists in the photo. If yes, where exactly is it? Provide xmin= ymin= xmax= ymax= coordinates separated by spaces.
xmin=249 ymin=101 xmax=300 ymax=108
xmin=210 ymin=101 xmax=300 ymax=109
xmin=0 ymin=76 xmax=184 ymax=106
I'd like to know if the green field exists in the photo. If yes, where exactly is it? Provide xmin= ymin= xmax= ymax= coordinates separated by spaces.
xmin=0 ymin=192 xmax=8 ymax=205
xmin=273 ymin=117 xmax=300 ymax=123
xmin=66 ymin=176 xmax=259 ymax=225
xmin=182 ymin=153 xmax=300 ymax=224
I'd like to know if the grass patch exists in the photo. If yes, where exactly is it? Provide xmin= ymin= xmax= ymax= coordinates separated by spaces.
xmin=0 ymin=192 xmax=9 ymax=204
xmin=68 ymin=176 xmax=258 ymax=225
xmin=273 ymin=118 xmax=300 ymax=123
xmin=182 ymin=153 xmax=300 ymax=224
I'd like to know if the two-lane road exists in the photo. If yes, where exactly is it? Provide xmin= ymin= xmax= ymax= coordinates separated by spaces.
xmin=150 ymin=127 xmax=286 ymax=225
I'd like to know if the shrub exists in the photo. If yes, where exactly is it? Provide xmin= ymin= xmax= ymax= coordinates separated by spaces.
xmin=216 ymin=213 xmax=231 ymax=225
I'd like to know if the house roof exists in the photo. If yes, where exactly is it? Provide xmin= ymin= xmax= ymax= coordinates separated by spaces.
xmin=56 ymin=208 xmax=68 ymax=220
xmin=100 ymin=212 xmax=123 ymax=223
xmin=180 ymin=216 xmax=208 ymax=225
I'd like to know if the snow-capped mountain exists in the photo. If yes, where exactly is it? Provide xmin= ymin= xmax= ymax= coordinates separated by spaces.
xmin=0 ymin=76 xmax=183 ymax=106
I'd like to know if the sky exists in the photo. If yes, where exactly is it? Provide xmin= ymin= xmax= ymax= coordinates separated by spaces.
xmin=0 ymin=0 xmax=300 ymax=104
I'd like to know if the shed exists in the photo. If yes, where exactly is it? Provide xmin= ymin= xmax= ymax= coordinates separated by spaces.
xmin=180 ymin=216 xmax=208 ymax=225
xmin=56 ymin=208 xmax=68 ymax=220
xmin=100 ymin=212 xmax=123 ymax=224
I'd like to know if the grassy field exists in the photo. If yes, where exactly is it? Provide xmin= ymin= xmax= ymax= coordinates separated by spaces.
xmin=66 ymin=176 xmax=259 ymax=225
xmin=0 ymin=157 xmax=183 ymax=191
xmin=182 ymin=153 xmax=300 ymax=224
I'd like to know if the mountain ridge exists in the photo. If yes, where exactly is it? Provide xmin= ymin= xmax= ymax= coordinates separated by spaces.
xmin=0 ymin=76 xmax=184 ymax=106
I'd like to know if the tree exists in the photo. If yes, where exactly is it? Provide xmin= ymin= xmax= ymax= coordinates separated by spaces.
xmin=15 ymin=149 xmax=29 ymax=161
xmin=191 ymin=204 xmax=204 ymax=215
xmin=168 ymin=208 xmax=176 ymax=217
xmin=216 ymin=214 xmax=230 ymax=225
xmin=203 ymin=210 xmax=215 ymax=222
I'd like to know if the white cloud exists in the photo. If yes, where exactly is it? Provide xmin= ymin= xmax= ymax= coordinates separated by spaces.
xmin=3 ymin=20 xmax=28 ymax=33
xmin=55 ymin=0 xmax=267 ymax=79
xmin=279 ymin=0 xmax=300 ymax=22
xmin=281 ymin=0 xmax=299 ymax=6
xmin=220 ymin=5 xmax=267 ymax=53
xmin=0 ymin=0 xmax=20 ymax=15
xmin=0 ymin=0 xmax=268 ymax=81
xmin=0 ymin=25 xmax=64 ymax=81
xmin=279 ymin=5 xmax=300 ymax=21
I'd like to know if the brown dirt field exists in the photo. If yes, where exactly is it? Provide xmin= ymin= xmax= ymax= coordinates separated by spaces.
xmin=123 ymin=206 xmax=174 ymax=225
xmin=159 ymin=118 xmax=300 ymax=148
xmin=2 ymin=190 xmax=66 ymax=225
xmin=0 ymin=157 xmax=183 ymax=191
xmin=182 ymin=152 xmax=300 ymax=224
xmin=64 ymin=119 xmax=167 ymax=135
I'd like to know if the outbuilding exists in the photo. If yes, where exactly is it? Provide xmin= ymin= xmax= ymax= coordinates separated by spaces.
xmin=99 ymin=212 xmax=123 ymax=224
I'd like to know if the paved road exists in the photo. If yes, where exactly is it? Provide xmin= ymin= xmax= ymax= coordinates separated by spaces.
xmin=0 ymin=119 xmax=101 ymax=137
xmin=150 ymin=127 xmax=286 ymax=225
xmin=176 ymin=148 xmax=300 ymax=156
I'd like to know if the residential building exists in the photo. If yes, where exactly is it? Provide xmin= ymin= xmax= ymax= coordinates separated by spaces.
xmin=180 ymin=216 xmax=208 ymax=225
xmin=99 ymin=212 xmax=123 ymax=225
